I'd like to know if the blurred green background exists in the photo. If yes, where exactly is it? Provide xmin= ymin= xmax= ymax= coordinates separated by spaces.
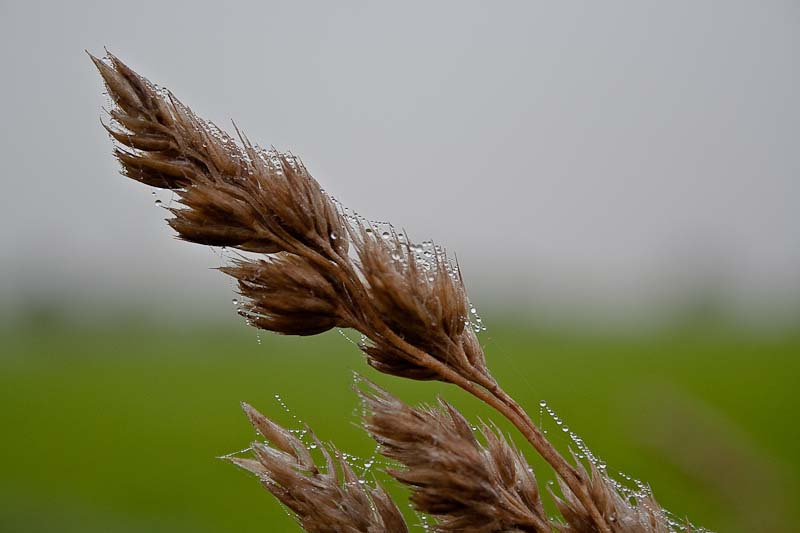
xmin=2 ymin=314 xmax=798 ymax=532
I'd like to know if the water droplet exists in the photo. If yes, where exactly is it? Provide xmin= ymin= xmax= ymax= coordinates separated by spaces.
xmin=539 ymin=400 xmax=547 ymax=407
xmin=330 ymin=231 xmax=338 ymax=240
xmin=232 ymin=298 xmax=238 ymax=305
xmin=381 ymin=231 xmax=390 ymax=239
xmin=154 ymin=199 xmax=162 ymax=205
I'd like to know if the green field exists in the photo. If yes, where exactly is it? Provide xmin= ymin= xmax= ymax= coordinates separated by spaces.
xmin=1 ymin=319 xmax=798 ymax=532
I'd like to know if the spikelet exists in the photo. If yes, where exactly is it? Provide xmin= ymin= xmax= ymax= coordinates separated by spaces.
xmin=360 ymin=381 xmax=552 ymax=533
xmin=89 ymin=52 xmax=348 ymax=258
xmin=231 ymin=403 xmax=408 ymax=533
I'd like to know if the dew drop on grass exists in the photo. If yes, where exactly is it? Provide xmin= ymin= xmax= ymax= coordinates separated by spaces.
xmin=273 ymin=394 xmax=295 ymax=419
xmin=218 ymin=446 xmax=253 ymax=460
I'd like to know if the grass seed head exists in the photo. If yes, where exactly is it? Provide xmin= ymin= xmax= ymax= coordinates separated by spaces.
xmin=232 ymin=403 xmax=408 ymax=533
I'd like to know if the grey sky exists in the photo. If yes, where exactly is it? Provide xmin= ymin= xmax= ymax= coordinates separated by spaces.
xmin=1 ymin=1 xmax=798 ymax=325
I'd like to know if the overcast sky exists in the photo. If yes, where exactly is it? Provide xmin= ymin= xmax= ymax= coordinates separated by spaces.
xmin=1 ymin=1 xmax=797 ymax=325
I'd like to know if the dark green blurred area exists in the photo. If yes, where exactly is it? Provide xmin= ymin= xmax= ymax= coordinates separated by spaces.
xmin=1 ymin=317 xmax=798 ymax=532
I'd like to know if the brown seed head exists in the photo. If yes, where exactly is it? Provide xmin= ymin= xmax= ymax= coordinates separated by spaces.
xmin=231 ymin=403 xmax=408 ymax=533
xmin=91 ymin=50 xmax=493 ymax=388
xmin=90 ymin=52 xmax=347 ymax=258
xmin=355 ymin=230 xmax=491 ymax=383
xmin=360 ymin=381 xmax=552 ymax=533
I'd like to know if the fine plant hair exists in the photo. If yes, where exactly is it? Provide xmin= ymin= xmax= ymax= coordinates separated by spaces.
xmin=90 ymin=51 xmax=698 ymax=532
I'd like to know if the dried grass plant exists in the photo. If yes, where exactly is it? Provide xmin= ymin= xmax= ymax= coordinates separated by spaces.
xmin=90 ymin=51 xmax=701 ymax=533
